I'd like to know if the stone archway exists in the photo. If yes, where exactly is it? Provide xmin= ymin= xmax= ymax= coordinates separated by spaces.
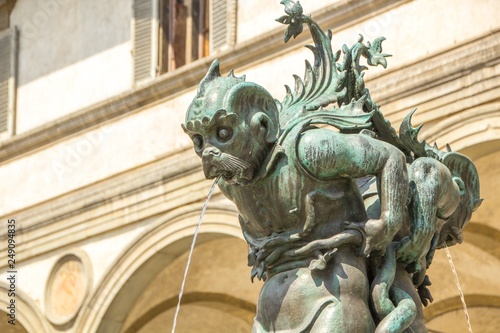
xmin=75 ymin=202 xmax=260 ymax=333
xmin=120 ymin=235 xmax=260 ymax=332
xmin=425 ymin=295 xmax=500 ymax=333
xmin=421 ymin=103 xmax=500 ymax=153
xmin=122 ymin=292 xmax=256 ymax=333
xmin=0 ymin=282 xmax=51 ymax=333
xmin=0 ymin=316 xmax=28 ymax=333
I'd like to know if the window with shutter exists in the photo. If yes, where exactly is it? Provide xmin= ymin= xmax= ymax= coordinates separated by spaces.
xmin=209 ymin=0 xmax=238 ymax=53
xmin=0 ymin=27 xmax=16 ymax=138
xmin=133 ymin=0 xmax=236 ymax=82
xmin=133 ymin=0 xmax=156 ymax=84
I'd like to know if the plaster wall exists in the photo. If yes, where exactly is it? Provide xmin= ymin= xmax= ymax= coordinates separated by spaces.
xmin=122 ymin=237 xmax=262 ymax=331
xmin=349 ymin=0 xmax=499 ymax=71
xmin=467 ymin=149 xmax=500 ymax=231
xmin=236 ymin=0 xmax=337 ymax=44
xmin=239 ymin=0 xmax=500 ymax=100
xmin=9 ymin=0 xmax=132 ymax=134
xmin=0 ymin=91 xmax=193 ymax=216
xmin=428 ymin=307 xmax=500 ymax=333
xmin=5 ymin=0 xmax=498 ymax=136
xmin=428 ymin=243 xmax=500 ymax=300
xmin=0 ymin=221 xmax=149 ymax=326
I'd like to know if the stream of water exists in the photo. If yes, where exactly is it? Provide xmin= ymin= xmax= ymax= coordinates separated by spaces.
xmin=445 ymin=245 xmax=473 ymax=333
xmin=171 ymin=177 xmax=220 ymax=333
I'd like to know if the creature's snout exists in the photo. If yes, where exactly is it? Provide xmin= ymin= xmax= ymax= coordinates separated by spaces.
xmin=202 ymin=146 xmax=221 ymax=158
xmin=202 ymin=147 xmax=222 ymax=179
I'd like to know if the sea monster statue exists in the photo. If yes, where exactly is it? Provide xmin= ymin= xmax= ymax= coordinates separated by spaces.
xmin=182 ymin=1 xmax=482 ymax=332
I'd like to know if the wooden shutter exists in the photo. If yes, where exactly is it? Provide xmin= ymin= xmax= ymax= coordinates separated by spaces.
xmin=0 ymin=27 xmax=16 ymax=136
xmin=209 ymin=0 xmax=236 ymax=53
xmin=133 ymin=0 xmax=156 ymax=84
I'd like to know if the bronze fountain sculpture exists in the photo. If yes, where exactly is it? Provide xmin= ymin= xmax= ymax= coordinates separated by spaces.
xmin=182 ymin=1 xmax=482 ymax=331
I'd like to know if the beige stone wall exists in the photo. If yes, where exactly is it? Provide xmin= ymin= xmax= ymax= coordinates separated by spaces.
xmin=9 ymin=0 xmax=132 ymax=134
xmin=0 ymin=94 xmax=193 ymax=216
xmin=0 ymin=0 xmax=499 ymax=332
xmin=236 ymin=0 xmax=336 ymax=45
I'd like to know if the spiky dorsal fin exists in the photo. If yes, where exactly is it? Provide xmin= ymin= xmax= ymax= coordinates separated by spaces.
xmin=276 ymin=1 xmax=394 ymax=134
xmin=277 ymin=13 xmax=346 ymax=129
xmin=399 ymin=109 xmax=428 ymax=158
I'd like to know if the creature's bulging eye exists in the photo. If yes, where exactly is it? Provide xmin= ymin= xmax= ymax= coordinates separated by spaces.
xmin=217 ymin=127 xmax=233 ymax=142
xmin=192 ymin=135 xmax=203 ymax=149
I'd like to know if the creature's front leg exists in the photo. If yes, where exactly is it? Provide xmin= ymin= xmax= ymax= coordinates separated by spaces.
xmin=346 ymin=147 xmax=409 ymax=258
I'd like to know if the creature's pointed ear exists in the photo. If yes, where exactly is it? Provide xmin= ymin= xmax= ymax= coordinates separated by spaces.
xmin=198 ymin=59 xmax=222 ymax=95
xmin=250 ymin=112 xmax=278 ymax=143
xmin=224 ymin=82 xmax=279 ymax=143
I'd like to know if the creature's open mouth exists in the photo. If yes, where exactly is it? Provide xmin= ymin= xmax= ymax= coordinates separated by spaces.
xmin=204 ymin=165 xmax=217 ymax=179
xmin=203 ymin=154 xmax=252 ymax=184
xmin=446 ymin=234 xmax=458 ymax=246
xmin=446 ymin=232 xmax=463 ymax=246
xmin=439 ymin=226 xmax=463 ymax=249
xmin=221 ymin=171 xmax=235 ymax=180
xmin=204 ymin=165 xmax=235 ymax=181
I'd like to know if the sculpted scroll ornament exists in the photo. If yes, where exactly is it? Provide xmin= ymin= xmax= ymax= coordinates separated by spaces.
xmin=183 ymin=1 xmax=482 ymax=332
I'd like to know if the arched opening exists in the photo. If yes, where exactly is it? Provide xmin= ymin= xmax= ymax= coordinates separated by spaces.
xmin=425 ymin=295 xmax=500 ymax=333
xmin=0 ymin=283 xmax=51 ymax=333
xmin=120 ymin=236 xmax=259 ymax=332
xmin=122 ymin=292 xmax=255 ymax=333
xmin=76 ymin=204 xmax=261 ymax=333
xmin=422 ymin=139 xmax=500 ymax=332
xmin=0 ymin=314 xmax=28 ymax=333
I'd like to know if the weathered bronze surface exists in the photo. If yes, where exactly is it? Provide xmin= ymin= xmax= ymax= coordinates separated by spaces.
xmin=182 ymin=1 xmax=482 ymax=331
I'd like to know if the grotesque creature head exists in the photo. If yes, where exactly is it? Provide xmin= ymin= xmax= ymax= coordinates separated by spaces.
xmin=182 ymin=60 xmax=279 ymax=185
xmin=436 ymin=169 xmax=483 ymax=249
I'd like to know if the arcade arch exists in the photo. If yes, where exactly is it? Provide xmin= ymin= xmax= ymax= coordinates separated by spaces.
xmin=75 ymin=203 xmax=260 ymax=333
xmin=0 ymin=282 xmax=51 ymax=333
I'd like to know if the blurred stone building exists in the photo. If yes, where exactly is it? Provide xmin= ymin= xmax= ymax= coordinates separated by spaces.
xmin=0 ymin=0 xmax=499 ymax=332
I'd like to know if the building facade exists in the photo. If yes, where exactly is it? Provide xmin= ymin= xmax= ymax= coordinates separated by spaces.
xmin=0 ymin=0 xmax=499 ymax=332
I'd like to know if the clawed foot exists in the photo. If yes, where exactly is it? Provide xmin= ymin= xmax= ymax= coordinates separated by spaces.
xmin=417 ymin=275 xmax=434 ymax=306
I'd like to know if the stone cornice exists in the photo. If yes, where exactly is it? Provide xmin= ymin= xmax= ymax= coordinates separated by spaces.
xmin=366 ymin=28 xmax=500 ymax=151
xmin=368 ymin=28 xmax=500 ymax=121
xmin=0 ymin=0 xmax=409 ymax=164
xmin=0 ymin=147 xmax=222 ymax=266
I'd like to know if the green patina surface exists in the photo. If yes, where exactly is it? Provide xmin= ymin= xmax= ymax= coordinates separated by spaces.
xmin=182 ymin=1 xmax=482 ymax=332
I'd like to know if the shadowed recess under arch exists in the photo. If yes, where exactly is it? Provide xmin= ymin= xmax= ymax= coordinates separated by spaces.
xmin=0 ymin=282 xmax=51 ymax=332
xmin=122 ymin=292 xmax=256 ymax=333
xmin=462 ymin=222 xmax=500 ymax=261
xmin=75 ymin=202 xmax=243 ymax=333
xmin=424 ymin=294 xmax=500 ymax=322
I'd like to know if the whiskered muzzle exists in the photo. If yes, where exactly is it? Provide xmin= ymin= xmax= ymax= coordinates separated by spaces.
xmin=203 ymin=153 xmax=252 ymax=182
